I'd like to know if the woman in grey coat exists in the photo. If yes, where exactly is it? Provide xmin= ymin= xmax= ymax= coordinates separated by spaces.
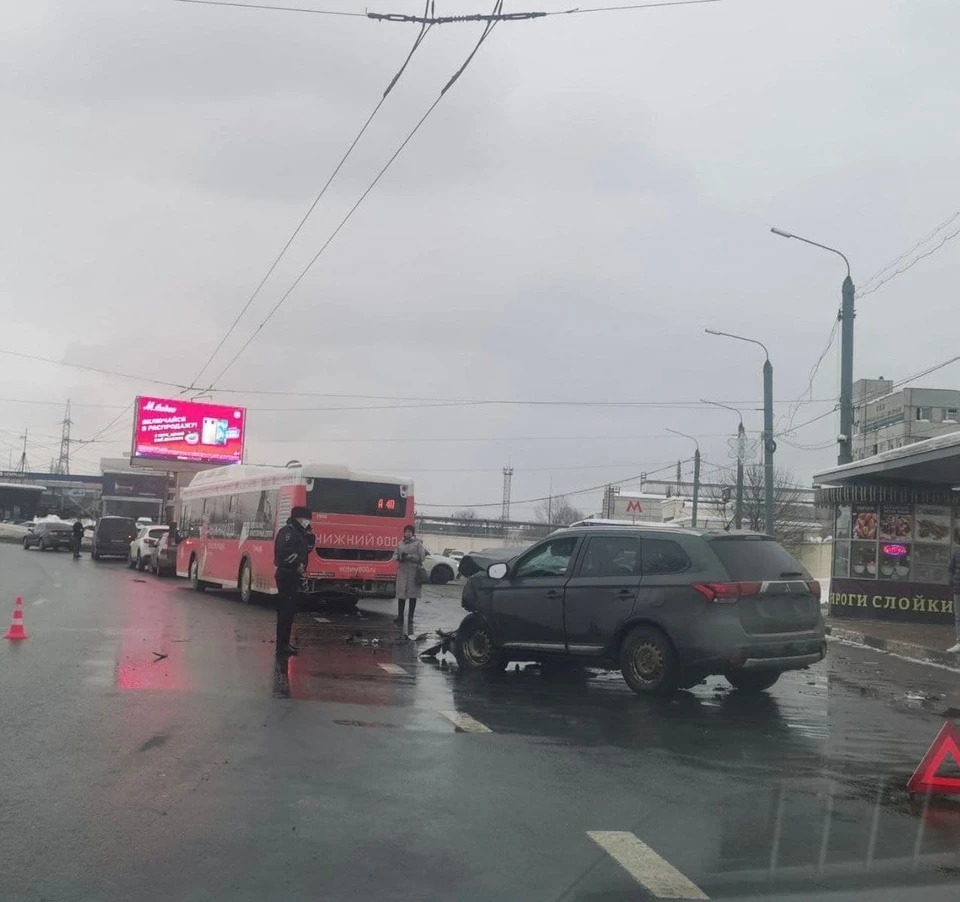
xmin=393 ymin=524 xmax=426 ymax=626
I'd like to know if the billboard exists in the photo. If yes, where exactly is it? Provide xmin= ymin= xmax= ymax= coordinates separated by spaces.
xmin=132 ymin=396 xmax=246 ymax=466
xmin=102 ymin=472 xmax=168 ymax=500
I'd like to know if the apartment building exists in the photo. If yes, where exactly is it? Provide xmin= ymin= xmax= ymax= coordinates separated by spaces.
xmin=852 ymin=378 xmax=960 ymax=460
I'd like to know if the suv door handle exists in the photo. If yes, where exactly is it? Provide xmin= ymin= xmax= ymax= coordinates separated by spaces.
xmin=545 ymin=589 xmax=562 ymax=599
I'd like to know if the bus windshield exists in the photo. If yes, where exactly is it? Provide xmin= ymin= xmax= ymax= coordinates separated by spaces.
xmin=306 ymin=478 xmax=407 ymax=518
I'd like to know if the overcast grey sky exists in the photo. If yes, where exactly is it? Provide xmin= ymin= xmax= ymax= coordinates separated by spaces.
xmin=1 ymin=0 xmax=958 ymax=517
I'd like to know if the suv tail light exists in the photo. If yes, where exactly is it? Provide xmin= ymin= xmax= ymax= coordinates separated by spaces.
xmin=145 ymin=538 xmax=158 ymax=547
xmin=692 ymin=581 xmax=762 ymax=603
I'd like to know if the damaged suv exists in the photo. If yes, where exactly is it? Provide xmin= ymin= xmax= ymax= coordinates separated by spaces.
xmin=455 ymin=525 xmax=825 ymax=696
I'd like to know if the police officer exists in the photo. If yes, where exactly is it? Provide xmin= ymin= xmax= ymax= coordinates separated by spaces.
xmin=71 ymin=518 xmax=84 ymax=559
xmin=273 ymin=505 xmax=315 ymax=656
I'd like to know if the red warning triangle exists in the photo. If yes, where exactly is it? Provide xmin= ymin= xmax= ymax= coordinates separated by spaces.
xmin=907 ymin=721 xmax=960 ymax=795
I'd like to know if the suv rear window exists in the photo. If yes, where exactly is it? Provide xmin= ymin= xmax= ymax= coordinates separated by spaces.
xmin=98 ymin=518 xmax=136 ymax=537
xmin=707 ymin=535 xmax=809 ymax=580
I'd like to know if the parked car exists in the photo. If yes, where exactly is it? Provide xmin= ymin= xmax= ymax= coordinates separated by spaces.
xmin=22 ymin=521 xmax=75 ymax=551
xmin=422 ymin=550 xmax=460 ymax=585
xmin=442 ymin=548 xmax=465 ymax=562
xmin=129 ymin=525 xmax=169 ymax=571
xmin=455 ymin=526 xmax=825 ymax=696
xmin=91 ymin=516 xmax=138 ymax=561
xmin=150 ymin=531 xmax=177 ymax=577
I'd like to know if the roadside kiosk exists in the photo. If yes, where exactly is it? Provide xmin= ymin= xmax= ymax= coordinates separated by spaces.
xmin=815 ymin=433 xmax=960 ymax=626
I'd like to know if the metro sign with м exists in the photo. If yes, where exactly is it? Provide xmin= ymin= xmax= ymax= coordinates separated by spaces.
xmin=626 ymin=500 xmax=643 ymax=513
xmin=907 ymin=721 xmax=960 ymax=795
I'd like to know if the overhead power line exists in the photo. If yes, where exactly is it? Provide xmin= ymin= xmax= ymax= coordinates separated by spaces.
xmin=857 ymin=223 xmax=960 ymax=299
xmin=0 ymin=348 xmax=187 ymax=389
xmin=891 ymin=354 xmax=960 ymax=390
xmin=243 ymin=431 xmax=761 ymax=444
xmin=174 ymin=0 xmax=367 ymax=15
xmin=415 ymin=458 xmax=687 ymax=509
xmin=175 ymin=0 xmax=721 ymax=21
xmin=200 ymin=5 xmax=503 ymax=390
xmin=780 ymin=316 xmax=840 ymax=434
xmin=859 ymin=209 xmax=960 ymax=292
xmin=184 ymin=5 xmax=435 ymax=392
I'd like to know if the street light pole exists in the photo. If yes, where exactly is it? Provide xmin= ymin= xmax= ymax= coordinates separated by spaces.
xmin=701 ymin=400 xmax=744 ymax=529
xmin=771 ymin=227 xmax=854 ymax=465
xmin=667 ymin=429 xmax=700 ymax=528
xmin=705 ymin=329 xmax=775 ymax=535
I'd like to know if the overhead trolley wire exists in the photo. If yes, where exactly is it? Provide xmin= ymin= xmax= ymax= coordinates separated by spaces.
xmin=184 ymin=3 xmax=435 ymax=392
xmin=175 ymin=0 xmax=720 ymax=21
xmin=200 ymin=3 xmax=504 ymax=391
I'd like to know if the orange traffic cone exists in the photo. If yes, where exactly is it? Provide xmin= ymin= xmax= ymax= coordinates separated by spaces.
xmin=4 ymin=596 xmax=28 ymax=641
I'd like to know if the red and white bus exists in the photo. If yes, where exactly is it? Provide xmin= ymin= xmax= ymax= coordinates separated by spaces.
xmin=175 ymin=463 xmax=413 ymax=603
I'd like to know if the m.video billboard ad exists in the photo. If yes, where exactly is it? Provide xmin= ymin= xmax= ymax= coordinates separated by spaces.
xmin=132 ymin=396 xmax=246 ymax=465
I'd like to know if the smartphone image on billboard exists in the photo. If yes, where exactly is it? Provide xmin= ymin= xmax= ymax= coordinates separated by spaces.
xmin=201 ymin=417 xmax=229 ymax=446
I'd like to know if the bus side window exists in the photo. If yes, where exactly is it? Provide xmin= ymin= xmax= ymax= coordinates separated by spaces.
xmin=258 ymin=489 xmax=276 ymax=534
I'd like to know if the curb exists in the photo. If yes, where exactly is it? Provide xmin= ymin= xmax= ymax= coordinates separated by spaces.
xmin=826 ymin=624 xmax=960 ymax=671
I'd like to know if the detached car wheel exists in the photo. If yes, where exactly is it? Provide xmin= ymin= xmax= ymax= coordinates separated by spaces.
xmin=725 ymin=670 xmax=781 ymax=694
xmin=620 ymin=625 xmax=678 ymax=697
xmin=430 ymin=565 xmax=454 ymax=585
xmin=454 ymin=615 xmax=505 ymax=672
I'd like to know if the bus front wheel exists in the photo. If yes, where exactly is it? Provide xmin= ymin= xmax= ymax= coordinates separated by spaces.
xmin=189 ymin=557 xmax=208 ymax=593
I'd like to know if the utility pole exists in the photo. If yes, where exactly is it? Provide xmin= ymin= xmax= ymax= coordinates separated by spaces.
xmin=692 ymin=446 xmax=701 ymax=529
xmin=701 ymin=400 xmax=746 ymax=530
xmin=54 ymin=399 xmax=72 ymax=475
xmin=668 ymin=429 xmax=700 ymax=529
xmin=770 ymin=228 xmax=853 ymax=465
xmin=14 ymin=430 xmax=28 ymax=476
xmin=734 ymin=420 xmax=745 ymax=529
xmin=839 ymin=274 xmax=856 ymax=465
xmin=705 ymin=331 xmax=775 ymax=535
xmin=763 ymin=357 xmax=775 ymax=535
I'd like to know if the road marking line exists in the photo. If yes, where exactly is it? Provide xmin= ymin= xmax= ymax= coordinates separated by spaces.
xmin=32 ymin=599 xmax=47 ymax=606
xmin=378 ymin=663 xmax=406 ymax=675
xmin=587 ymin=831 xmax=708 ymax=900
xmin=438 ymin=711 xmax=492 ymax=734
xmin=313 ymin=617 xmax=330 ymax=623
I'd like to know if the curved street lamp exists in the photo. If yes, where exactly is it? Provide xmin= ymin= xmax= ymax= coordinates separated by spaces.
xmin=771 ymin=227 xmax=855 ymax=465
xmin=701 ymin=399 xmax=745 ymax=529
xmin=667 ymin=428 xmax=701 ymax=528
xmin=705 ymin=329 xmax=775 ymax=535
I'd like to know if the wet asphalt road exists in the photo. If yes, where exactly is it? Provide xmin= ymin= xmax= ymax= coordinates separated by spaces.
xmin=2 ymin=542 xmax=959 ymax=902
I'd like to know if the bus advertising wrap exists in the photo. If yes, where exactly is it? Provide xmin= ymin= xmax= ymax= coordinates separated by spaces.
xmin=133 ymin=396 xmax=246 ymax=465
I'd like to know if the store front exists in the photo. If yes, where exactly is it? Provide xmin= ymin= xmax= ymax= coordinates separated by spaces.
xmin=815 ymin=433 xmax=960 ymax=625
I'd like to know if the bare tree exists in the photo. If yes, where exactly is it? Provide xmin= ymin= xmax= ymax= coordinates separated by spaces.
xmin=533 ymin=495 xmax=584 ymax=526
xmin=451 ymin=508 xmax=479 ymax=522
xmin=702 ymin=465 xmax=814 ymax=551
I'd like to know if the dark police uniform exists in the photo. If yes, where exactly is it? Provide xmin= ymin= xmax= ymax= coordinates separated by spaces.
xmin=72 ymin=520 xmax=84 ymax=559
xmin=273 ymin=512 xmax=314 ymax=653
